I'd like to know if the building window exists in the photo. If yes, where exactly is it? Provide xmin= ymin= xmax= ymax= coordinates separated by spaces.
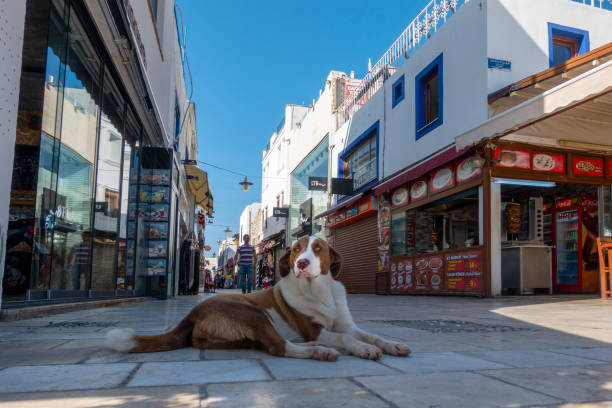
xmin=281 ymin=191 xmax=284 ymax=206
xmin=415 ymin=53 xmax=443 ymax=140
xmin=339 ymin=121 xmax=378 ymax=193
xmin=392 ymin=74 xmax=405 ymax=108
xmin=149 ymin=0 xmax=158 ymax=21
xmin=548 ymin=23 xmax=589 ymax=67
xmin=265 ymin=207 xmax=268 ymax=228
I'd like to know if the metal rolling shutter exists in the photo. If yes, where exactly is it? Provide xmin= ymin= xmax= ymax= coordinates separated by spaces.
xmin=334 ymin=215 xmax=378 ymax=294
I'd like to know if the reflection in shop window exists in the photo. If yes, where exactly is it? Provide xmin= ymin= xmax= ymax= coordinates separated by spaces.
xmin=391 ymin=189 xmax=479 ymax=256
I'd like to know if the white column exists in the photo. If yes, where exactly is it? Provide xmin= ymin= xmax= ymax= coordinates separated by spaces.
xmin=0 ymin=0 xmax=27 ymax=308
xmin=489 ymin=181 xmax=502 ymax=296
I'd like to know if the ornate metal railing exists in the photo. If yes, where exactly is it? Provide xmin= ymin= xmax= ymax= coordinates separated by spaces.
xmin=339 ymin=0 xmax=468 ymax=121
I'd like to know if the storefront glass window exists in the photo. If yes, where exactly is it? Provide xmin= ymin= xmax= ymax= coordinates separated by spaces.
xmin=91 ymin=70 xmax=124 ymax=291
xmin=53 ymin=9 xmax=101 ymax=290
xmin=601 ymin=186 xmax=612 ymax=238
xmin=391 ymin=189 xmax=479 ymax=256
xmin=290 ymin=137 xmax=328 ymax=242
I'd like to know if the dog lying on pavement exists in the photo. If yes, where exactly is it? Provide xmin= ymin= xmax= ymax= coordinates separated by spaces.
xmin=106 ymin=236 xmax=411 ymax=361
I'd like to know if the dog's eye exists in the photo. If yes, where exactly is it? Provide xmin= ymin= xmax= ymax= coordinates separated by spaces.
xmin=293 ymin=247 xmax=300 ymax=252
xmin=313 ymin=246 xmax=321 ymax=252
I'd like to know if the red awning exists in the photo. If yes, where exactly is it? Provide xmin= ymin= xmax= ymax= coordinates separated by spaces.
xmin=373 ymin=146 xmax=469 ymax=195
xmin=314 ymin=192 xmax=364 ymax=220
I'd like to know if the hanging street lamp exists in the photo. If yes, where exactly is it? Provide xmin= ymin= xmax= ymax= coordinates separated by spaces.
xmin=239 ymin=176 xmax=253 ymax=192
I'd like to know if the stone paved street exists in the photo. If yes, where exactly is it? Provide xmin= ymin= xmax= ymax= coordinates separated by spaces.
xmin=0 ymin=291 xmax=610 ymax=407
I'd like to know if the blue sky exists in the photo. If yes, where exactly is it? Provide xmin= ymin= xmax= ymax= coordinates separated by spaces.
xmin=178 ymin=0 xmax=432 ymax=254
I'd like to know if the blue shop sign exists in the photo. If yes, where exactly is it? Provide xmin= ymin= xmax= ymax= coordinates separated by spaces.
xmin=488 ymin=58 xmax=511 ymax=71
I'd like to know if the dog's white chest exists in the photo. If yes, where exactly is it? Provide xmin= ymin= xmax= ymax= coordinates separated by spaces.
xmin=266 ymin=308 xmax=303 ymax=342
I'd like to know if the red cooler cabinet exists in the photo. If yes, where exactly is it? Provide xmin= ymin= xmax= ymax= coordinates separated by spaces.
xmin=551 ymin=197 xmax=599 ymax=293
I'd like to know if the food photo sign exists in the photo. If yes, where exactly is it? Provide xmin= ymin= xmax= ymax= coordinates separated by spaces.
xmin=532 ymin=153 xmax=564 ymax=173
xmin=572 ymin=157 xmax=604 ymax=177
xmin=430 ymin=165 xmax=455 ymax=194
xmin=495 ymin=149 xmax=530 ymax=169
xmin=456 ymin=155 xmax=483 ymax=183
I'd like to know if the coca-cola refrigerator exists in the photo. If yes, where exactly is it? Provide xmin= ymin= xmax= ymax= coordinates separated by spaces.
xmin=552 ymin=197 xmax=599 ymax=293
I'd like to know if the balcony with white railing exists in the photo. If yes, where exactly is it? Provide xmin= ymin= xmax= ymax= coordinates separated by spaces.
xmin=339 ymin=0 xmax=468 ymax=121
xmin=571 ymin=0 xmax=612 ymax=9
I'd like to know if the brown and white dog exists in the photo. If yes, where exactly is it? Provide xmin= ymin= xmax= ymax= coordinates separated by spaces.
xmin=106 ymin=236 xmax=411 ymax=361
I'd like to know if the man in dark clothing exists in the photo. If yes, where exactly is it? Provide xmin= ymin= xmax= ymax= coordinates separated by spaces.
xmin=234 ymin=234 xmax=256 ymax=294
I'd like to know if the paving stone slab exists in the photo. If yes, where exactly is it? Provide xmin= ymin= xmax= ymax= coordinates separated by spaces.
xmin=379 ymin=352 xmax=509 ymax=373
xmin=262 ymin=355 xmax=397 ymax=380
xmin=85 ymin=347 xmax=201 ymax=363
xmin=0 ymin=385 xmax=200 ymax=408
xmin=0 ymin=342 xmax=96 ymax=367
xmin=203 ymin=378 xmax=388 ymax=408
xmin=481 ymin=364 xmax=612 ymax=403
xmin=550 ymin=348 xmax=612 ymax=363
xmin=462 ymin=349 xmax=606 ymax=368
xmin=128 ymin=359 xmax=269 ymax=387
xmin=203 ymin=348 xmax=272 ymax=360
xmin=355 ymin=371 xmax=561 ymax=408
xmin=5 ymin=332 xmax=107 ymax=340
xmin=0 ymin=363 xmax=136 ymax=393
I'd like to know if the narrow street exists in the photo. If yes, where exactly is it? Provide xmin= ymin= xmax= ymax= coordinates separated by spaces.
xmin=0 ymin=292 xmax=610 ymax=407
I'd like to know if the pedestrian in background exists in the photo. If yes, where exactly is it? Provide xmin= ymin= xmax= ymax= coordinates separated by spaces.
xmin=234 ymin=234 xmax=255 ymax=294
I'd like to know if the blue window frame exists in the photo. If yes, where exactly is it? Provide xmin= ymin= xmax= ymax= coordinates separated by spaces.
xmin=392 ymin=74 xmax=405 ymax=108
xmin=415 ymin=53 xmax=443 ymax=140
xmin=547 ymin=23 xmax=589 ymax=68
xmin=338 ymin=121 xmax=379 ymax=201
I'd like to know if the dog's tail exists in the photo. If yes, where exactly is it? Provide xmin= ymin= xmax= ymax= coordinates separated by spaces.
xmin=105 ymin=316 xmax=194 ymax=353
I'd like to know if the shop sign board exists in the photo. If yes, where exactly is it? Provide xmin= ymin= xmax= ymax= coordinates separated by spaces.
xmin=572 ymin=157 xmax=604 ymax=177
xmin=430 ymin=165 xmax=455 ymax=194
xmin=456 ymin=155 xmax=483 ymax=183
xmin=609 ymin=160 xmax=612 ymax=178
xmin=326 ymin=196 xmax=376 ymax=228
xmin=391 ymin=187 xmax=409 ymax=208
xmin=495 ymin=148 xmax=530 ymax=169
xmin=410 ymin=179 xmax=428 ymax=202
xmin=445 ymin=249 xmax=482 ymax=291
xmin=308 ymin=176 xmax=328 ymax=191
xmin=272 ymin=207 xmax=289 ymax=218
xmin=532 ymin=153 xmax=565 ymax=173
xmin=389 ymin=247 xmax=483 ymax=294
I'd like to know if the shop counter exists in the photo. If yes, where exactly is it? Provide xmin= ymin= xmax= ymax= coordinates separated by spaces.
xmin=501 ymin=242 xmax=553 ymax=295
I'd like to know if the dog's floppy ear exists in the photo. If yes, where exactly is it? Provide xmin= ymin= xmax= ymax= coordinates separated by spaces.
xmin=329 ymin=246 xmax=342 ymax=279
xmin=279 ymin=246 xmax=292 ymax=277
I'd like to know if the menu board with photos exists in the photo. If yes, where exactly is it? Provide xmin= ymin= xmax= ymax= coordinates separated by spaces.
xmin=389 ymin=247 xmax=484 ymax=294
xmin=125 ymin=148 xmax=173 ymax=281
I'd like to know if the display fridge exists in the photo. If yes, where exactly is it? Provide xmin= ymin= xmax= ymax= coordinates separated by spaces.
xmin=552 ymin=197 xmax=599 ymax=293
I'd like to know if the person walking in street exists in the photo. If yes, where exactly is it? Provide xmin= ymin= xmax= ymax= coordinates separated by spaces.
xmin=234 ymin=234 xmax=255 ymax=294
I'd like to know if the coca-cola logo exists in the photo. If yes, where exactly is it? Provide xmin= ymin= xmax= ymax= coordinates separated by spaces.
xmin=555 ymin=199 xmax=573 ymax=209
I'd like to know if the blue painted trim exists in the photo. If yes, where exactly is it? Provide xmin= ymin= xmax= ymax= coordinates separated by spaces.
xmin=337 ymin=120 xmax=380 ymax=203
xmin=547 ymin=23 xmax=590 ymax=68
xmin=392 ymin=74 xmax=405 ymax=108
xmin=415 ymin=53 xmax=443 ymax=140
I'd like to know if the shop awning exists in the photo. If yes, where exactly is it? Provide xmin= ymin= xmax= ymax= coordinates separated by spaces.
xmin=456 ymin=58 xmax=612 ymax=151
xmin=372 ymin=146 xmax=469 ymax=196
xmin=314 ymin=192 xmax=364 ymax=220
xmin=185 ymin=164 xmax=214 ymax=215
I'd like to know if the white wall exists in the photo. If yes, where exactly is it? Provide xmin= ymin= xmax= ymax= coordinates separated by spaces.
xmin=239 ymin=203 xmax=261 ymax=245
xmin=261 ymin=105 xmax=307 ymax=240
xmin=487 ymin=0 xmax=612 ymax=93
xmin=0 ymin=0 xmax=26 ymax=307
xmin=341 ymin=0 xmax=487 ymax=181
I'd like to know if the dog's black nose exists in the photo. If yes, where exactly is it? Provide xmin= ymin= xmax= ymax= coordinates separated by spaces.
xmin=297 ymin=259 xmax=310 ymax=270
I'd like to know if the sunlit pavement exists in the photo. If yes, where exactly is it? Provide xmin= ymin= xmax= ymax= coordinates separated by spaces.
xmin=0 ymin=291 xmax=610 ymax=407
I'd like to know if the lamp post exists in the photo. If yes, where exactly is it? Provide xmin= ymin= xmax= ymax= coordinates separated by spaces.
xmin=239 ymin=176 xmax=253 ymax=192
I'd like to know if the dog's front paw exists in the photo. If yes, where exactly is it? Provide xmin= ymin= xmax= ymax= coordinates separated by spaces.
xmin=381 ymin=341 xmax=411 ymax=357
xmin=356 ymin=345 xmax=382 ymax=360
xmin=311 ymin=346 xmax=340 ymax=362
